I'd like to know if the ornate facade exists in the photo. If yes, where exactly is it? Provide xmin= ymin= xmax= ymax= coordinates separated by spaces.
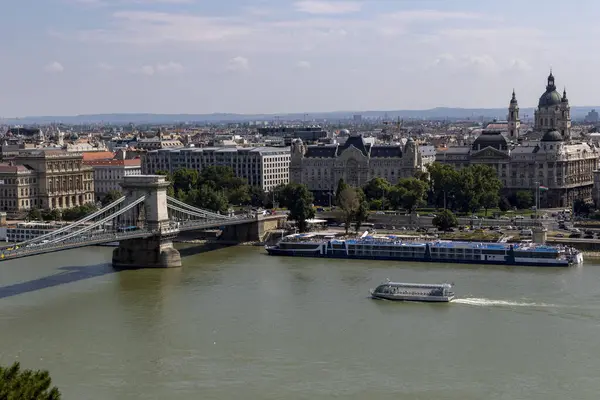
xmin=437 ymin=72 xmax=599 ymax=208
xmin=0 ymin=149 xmax=95 ymax=216
xmin=16 ymin=150 xmax=95 ymax=210
xmin=290 ymin=135 xmax=427 ymax=203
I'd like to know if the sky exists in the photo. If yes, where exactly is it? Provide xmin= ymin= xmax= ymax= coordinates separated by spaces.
xmin=2 ymin=0 xmax=600 ymax=117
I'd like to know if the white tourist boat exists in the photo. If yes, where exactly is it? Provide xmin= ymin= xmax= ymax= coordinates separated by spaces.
xmin=370 ymin=280 xmax=455 ymax=302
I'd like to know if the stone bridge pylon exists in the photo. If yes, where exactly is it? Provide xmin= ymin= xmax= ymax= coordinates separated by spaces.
xmin=112 ymin=175 xmax=182 ymax=269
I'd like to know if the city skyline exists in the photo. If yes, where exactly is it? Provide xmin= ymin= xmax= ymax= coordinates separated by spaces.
xmin=3 ymin=0 xmax=600 ymax=117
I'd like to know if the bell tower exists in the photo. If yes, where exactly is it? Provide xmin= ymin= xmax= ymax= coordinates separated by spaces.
xmin=508 ymin=89 xmax=520 ymax=140
xmin=559 ymin=88 xmax=571 ymax=140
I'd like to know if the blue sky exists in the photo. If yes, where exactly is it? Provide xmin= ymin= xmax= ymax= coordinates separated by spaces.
xmin=1 ymin=0 xmax=599 ymax=117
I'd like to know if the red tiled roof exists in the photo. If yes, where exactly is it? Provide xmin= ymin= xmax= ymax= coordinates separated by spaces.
xmin=82 ymin=151 xmax=115 ymax=162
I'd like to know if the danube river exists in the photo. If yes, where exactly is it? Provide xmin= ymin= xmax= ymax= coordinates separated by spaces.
xmin=1 ymin=245 xmax=600 ymax=399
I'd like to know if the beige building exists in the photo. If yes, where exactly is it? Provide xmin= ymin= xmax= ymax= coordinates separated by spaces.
xmin=86 ymin=159 xmax=142 ymax=201
xmin=142 ymin=146 xmax=290 ymax=192
xmin=0 ymin=163 xmax=38 ymax=214
xmin=290 ymin=135 xmax=427 ymax=203
xmin=437 ymin=72 xmax=599 ymax=208
xmin=0 ymin=149 xmax=95 ymax=215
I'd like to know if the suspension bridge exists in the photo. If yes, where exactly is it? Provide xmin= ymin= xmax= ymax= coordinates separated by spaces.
xmin=0 ymin=175 xmax=285 ymax=268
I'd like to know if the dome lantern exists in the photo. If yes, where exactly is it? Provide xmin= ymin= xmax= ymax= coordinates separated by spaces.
xmin=539 ymin=71 xmax=562 ymax=107
xmin=547 ymin=70 xmax=556 ymax=91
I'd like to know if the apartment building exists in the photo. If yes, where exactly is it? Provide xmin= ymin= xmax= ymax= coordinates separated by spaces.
xmin=142 ymin=146 xmax=290 ymax=191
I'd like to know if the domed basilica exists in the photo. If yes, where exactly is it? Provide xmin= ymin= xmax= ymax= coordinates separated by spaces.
xmin=437 ymin=71 xmax=599 ymax=208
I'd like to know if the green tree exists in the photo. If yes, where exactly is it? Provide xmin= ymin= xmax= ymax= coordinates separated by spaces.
xmin=175 ymin=188 xmax=186 ymax=201
xmin=266 ymin=184 xmax=287 ymax=209
xmin=280 ymin=183 xmax=315 ymax=233
xmin=42 ymin=209 xmax=62 ymax=221
xmin=369 ymin=199 xmax=383 ymax=211
xmin=432 ymin=209 xmax=458 ymax=231
xmin=61 ymin=204 xmax=98 ymax=221
xmin=515 ymin=190 xmax=534 ymax=209
xmin=388 ymin=186 xmax=407 ymax=211
xmin=184 ymin=185 xmax=229 ymax=214
xmin=198 ymin=166 xmax=247 ymax=192
xmin=249 ymin=186 xmax=268 ymax=208
xmin=101 ymin=190 xmax=123 ymax=207
xmin=414 ymin=170 xmax=429 ymax=182
xmin=354 ymin=189 xmax=369 ymax=232
xmin=499 ymin=196 xmax=511 ymax=212
xmin=338 ymin=187 xmax=360 ymax=234
xmin=227 ymin=185 xmax=251 ymax=205
xmin=574 ymin=199 xmax=593 ymax=216
xmin=363 ymin=177 xmax=391 ymax=204
xmin=396 ymin=177 xmax=428 ymax=212
xmin=172 ymin=168 xmax=198 ymax=194
xmin=335 ymin=178 xmax=349 ymax=206
xmin=481 ymin=191 xmax=499 ymax=216
xmin=455 ymin=165 xmax=502 ymax=213
xmin=427 ymin=163 xmax=459 ymax=209
xmin=194 ymin=166 xmax=251 ymax=207
xmin=26 ymin=208 xmax=43 ymax=221
xmin=0 ymin=362 xmax=61 ymax=400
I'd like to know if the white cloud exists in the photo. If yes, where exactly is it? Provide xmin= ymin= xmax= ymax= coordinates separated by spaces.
xmin=127 ymin=0 xmax=194 ymax=3
xmin=226 ymin=56 xmax=249 ymax=71
xmin=386 ymin=10 xmax=483 ymax=22
xmin=98 ymin=62 xmax=114 ymax=71
xmin=139 ymin=65 xmax=155 ymax=76
xmin=508 ymin=58 xmax=533 ymax=72
xmin=294 ymin=1 xmax=361 ymax=15
xmin=135 ymin=62 xmax=184 ymax=76
xmin=431 ymin=53 xmax=456 ymax=67
xmin=44 ymin=61 xmax=64 ymax=73
xmin=429 ymin=54 xmax=498 ymax=74
xmin=76 ymin=11 xmax=252 ymax=45
xmin=62 ymin=7 xmax=501 ymax=55
xmin=71 ymin=0 xmax=191 ymax=4
xmin=296 ymin=61 xmax=311 ymax=69
xmin=242 ymin=6 xmax=273 ymax=16
xmin=68 ymin=0 xmax=108 ymax=6
xmin=156 ymin=61 xmax=184 ymax=74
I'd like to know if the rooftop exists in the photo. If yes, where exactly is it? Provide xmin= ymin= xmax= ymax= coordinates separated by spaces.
xmin=85 ymin=159 xmax=141 ymax=167
xmin=149 ymin=146 xmax=291 ymax=155
xmin=82 ymin=151 xmax=115 ymax=161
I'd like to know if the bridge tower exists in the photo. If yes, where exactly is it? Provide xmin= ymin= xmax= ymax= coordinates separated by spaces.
xmin=112 ymin=175 xmax=182 ymax=269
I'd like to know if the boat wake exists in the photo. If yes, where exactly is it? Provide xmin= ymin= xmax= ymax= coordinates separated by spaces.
xmin=454 ymin=298 xmax=556 ymax=308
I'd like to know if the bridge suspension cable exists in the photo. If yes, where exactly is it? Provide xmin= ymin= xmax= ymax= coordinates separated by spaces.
xmin=166 ymin=196 xmax=231 ymax=220
xmin=15 ymin=196 xmax=127 ymax=247
xmin=166 ymin=203 xmax=236 ymax=222
xmin=44 ymin=196 xmax=147 ymax=245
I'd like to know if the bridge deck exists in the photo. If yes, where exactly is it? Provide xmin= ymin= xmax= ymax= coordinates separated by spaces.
xmin=0 ymin=217 xmax=263 ymax=262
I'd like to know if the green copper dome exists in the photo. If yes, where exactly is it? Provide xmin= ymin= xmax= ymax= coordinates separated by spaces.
xmin=539 ymin=90 xmax=562 ymax=107
xmin=541 ymin=130 xmax=563 ymax=142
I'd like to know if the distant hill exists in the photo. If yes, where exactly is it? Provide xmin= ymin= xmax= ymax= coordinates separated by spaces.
xmin=3 ymin=107 xmax=599 ymax=125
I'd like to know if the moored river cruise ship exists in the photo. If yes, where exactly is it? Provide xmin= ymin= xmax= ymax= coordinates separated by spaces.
xmin=265 ymin=233 xmax=583 ymax=267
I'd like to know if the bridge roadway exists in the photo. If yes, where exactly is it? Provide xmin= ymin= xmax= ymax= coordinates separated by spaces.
xmin=0 ymin=216 xmax=258 ymax=262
